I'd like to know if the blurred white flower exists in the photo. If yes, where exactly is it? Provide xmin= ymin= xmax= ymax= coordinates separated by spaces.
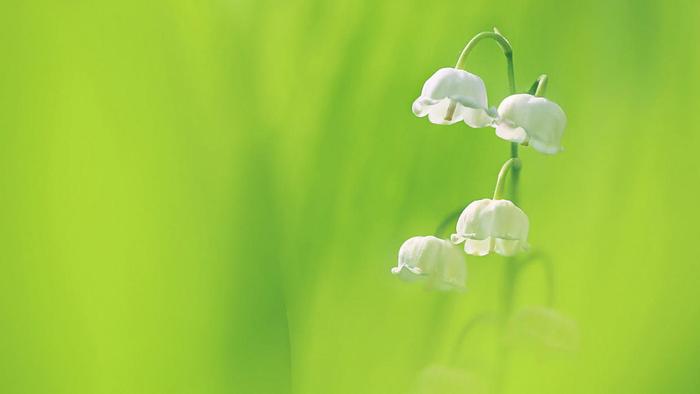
xmin=493 ymin=93 xmax=566 ymax=154
xmin=507 ymin=307 xmax=580 ymax=352
xmin=411 ymin=365 xmax=487 ymax=394
xmin=450 ymin=199 xmax=529 ymax=256
xmin=412 ymin=68 xmax=494 ymax=128
xmin=391 ymin=236 xmax=466 ymax=291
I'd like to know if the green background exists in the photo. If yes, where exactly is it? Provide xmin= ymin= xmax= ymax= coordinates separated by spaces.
xmin=2 ymin=0 xmax=699 ymax=393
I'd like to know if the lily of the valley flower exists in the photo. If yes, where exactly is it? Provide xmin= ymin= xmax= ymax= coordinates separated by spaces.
xmin=391 ymin=235 xmax=466 ymax=291
xmin=493 ymin=93 xmax=566 ymax=154
xmin=412 ymin=68 xmax=494 ymax=128
xmin=412 ymin=365 xmax=485 ymax=394
xmin=451 ymin=199 xmax=529 ymax=256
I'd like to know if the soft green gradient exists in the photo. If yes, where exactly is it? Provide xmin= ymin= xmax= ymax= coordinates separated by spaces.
xmin=2 ymin=0 xmax=700 ymax=393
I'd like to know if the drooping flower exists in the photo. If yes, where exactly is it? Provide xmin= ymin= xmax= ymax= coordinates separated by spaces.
xmin=412 ymin=68 xmax=494 ymax=128
xmin=493 ymin=93 xmax=566 ymax=154
xmin=391 ymin=235 xmax=466 ymax=291
xmin=450 ymin=199 xmax=529 ymax=256
xmin=412 ymin=365 xmax=486 ymax=394
xmin=507 ymin=307 xmax=580 ymax=352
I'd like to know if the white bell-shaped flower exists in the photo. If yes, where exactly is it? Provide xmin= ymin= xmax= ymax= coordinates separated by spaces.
xmin=450 ymin=199 xmax=529 ymax=256
xmin=412 ymin=68 xmax=494 ymax=128
xmin=493 ymin=94 xmax=566 ymax=154
xmin=391 ymin=236 xmax=466 ymax=291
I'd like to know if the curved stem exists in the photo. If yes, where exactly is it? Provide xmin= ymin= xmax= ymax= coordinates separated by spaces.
xmin=449 ymin=313 xmax=497 ymax=363
xmin=496 ymin=42 xmax=521 ymax=392
xmin=492 ymin=158 xmax=519 ymax=200
xmin=454 ymin=28 xmax=515 ymax=94
xmin=534 ymin=74 xmax=548 ymax=97
xmin=508 ymin=143 xmax=520 ymax=203
xmin=433 ymin=207 xmax=463 ymax=237
xmin=518 ymin=252 xmax=557 ymax=306
xmin=453 ymin=28 xmax=525 ymax=394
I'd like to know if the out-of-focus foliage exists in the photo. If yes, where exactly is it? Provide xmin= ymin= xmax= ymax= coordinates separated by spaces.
xmin=2 ymin=0 xmax=700 ymax=393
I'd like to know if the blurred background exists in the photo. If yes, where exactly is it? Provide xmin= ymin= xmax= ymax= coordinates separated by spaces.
xmin=2 ymin=0 xmax=700 ymax=393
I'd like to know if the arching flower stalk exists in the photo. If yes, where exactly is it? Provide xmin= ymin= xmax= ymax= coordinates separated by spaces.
xmin=394 ymin=27 xmax=568 ymax=392
xmin=412 ymin=30 xmax=515 ymax=128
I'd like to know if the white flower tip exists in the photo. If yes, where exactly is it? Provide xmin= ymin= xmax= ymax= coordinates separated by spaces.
xmin=495 ymin=122 xmax=528 ymax=144
xmin=393 ymin=236 xmax=467 ymax=291
xmin=413 ymin=68 xmax=490 ymax=128
xmin=454 ymin=199 xmax=529 ymax=257
xmin=391 ymin=264 xmax=423 ymax=276
xmin=530 ymin=138 xmax=564 ymax=155
xmin=495 ymin=94 xmax=566 ymax=155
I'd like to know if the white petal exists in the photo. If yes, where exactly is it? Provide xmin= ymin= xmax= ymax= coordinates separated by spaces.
xmin=529 ymin=138 xmax=563 ymax=155
xmin=454 ymin=199 xmax=529 ymax=256
xmin=391 ymin=264 xmax=425 ymax=281
xmin=462 ymin=107 xmax=494 ymax=128
xmin=454 ymin=199 xmax=498 ymax=240
xmin=495 ymin=121 xmax=528 ymax=143
xmin=464 ymin=238 xmax=491 ymax=256
xmin=496 ymin=94 xmax=566 ymax=154
xmin=412 ymin=97 xmax=439 ymax=117
xmin=414 ymin=365 xmax=486 ymax=394
xmin=494 ymin=238 xmax=525 ymax=256
xmin=395 ymin=236 xmax=433 ymax=275
xmin=489 ymin=200 xmax=529 ymax=242
xmin=419 ymin=68 xmax=488 ymax=105
xmin=427 ymin=99 xmax=464 ymax=125
xmin=430 ymin=242 xmax=467 ymax=291
xmin=508 ymin=307 xmax=580 ymax=352
xmin=392 ymin=236 xmax=466 ymax=291
xmin=413 ymin=68 xmax=491 ymax=127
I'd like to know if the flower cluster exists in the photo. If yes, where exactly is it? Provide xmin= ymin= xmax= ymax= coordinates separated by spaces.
xmin=392 ymin=30 xmax=566 ymax=291
xmin=413 ymin=68 xmax=566 ymax=154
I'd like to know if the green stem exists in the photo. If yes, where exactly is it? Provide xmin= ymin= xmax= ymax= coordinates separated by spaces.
xmin=518 ymin=252 xmax=557 ymax=307
xmin=445 ymin=29 xmax=516 ymax=122
xmin=433 ymin=207 xmax=463 ymax=237
xmin=492 ymin=158 xmax=518 ymax=200
xmin=449 ymin=313 xmax=496 ymax=363
xmin=451 ymin=28 xmax=524 ymax=394
xmin=509 ymin=143 xmax=520 ymax=204
xmin=534 ymin=74 xmax=548 ymax=97
xmin=454 ymin=28 xmax=516 ymax=94
xmin=497 ymin=30 xmax=521 ymax=394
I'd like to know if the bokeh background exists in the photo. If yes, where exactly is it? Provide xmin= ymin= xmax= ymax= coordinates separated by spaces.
xmin=2 ymin=0 xmax=700 ymax=393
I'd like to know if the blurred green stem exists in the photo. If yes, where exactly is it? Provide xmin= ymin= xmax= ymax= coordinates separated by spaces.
xmin=518 ymin=252 xmax=557 ymax=306
xmin=449 ymin=313 xmax=496 ymax=363
xmin=434 ymin=207 xmax=463 ymax=237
